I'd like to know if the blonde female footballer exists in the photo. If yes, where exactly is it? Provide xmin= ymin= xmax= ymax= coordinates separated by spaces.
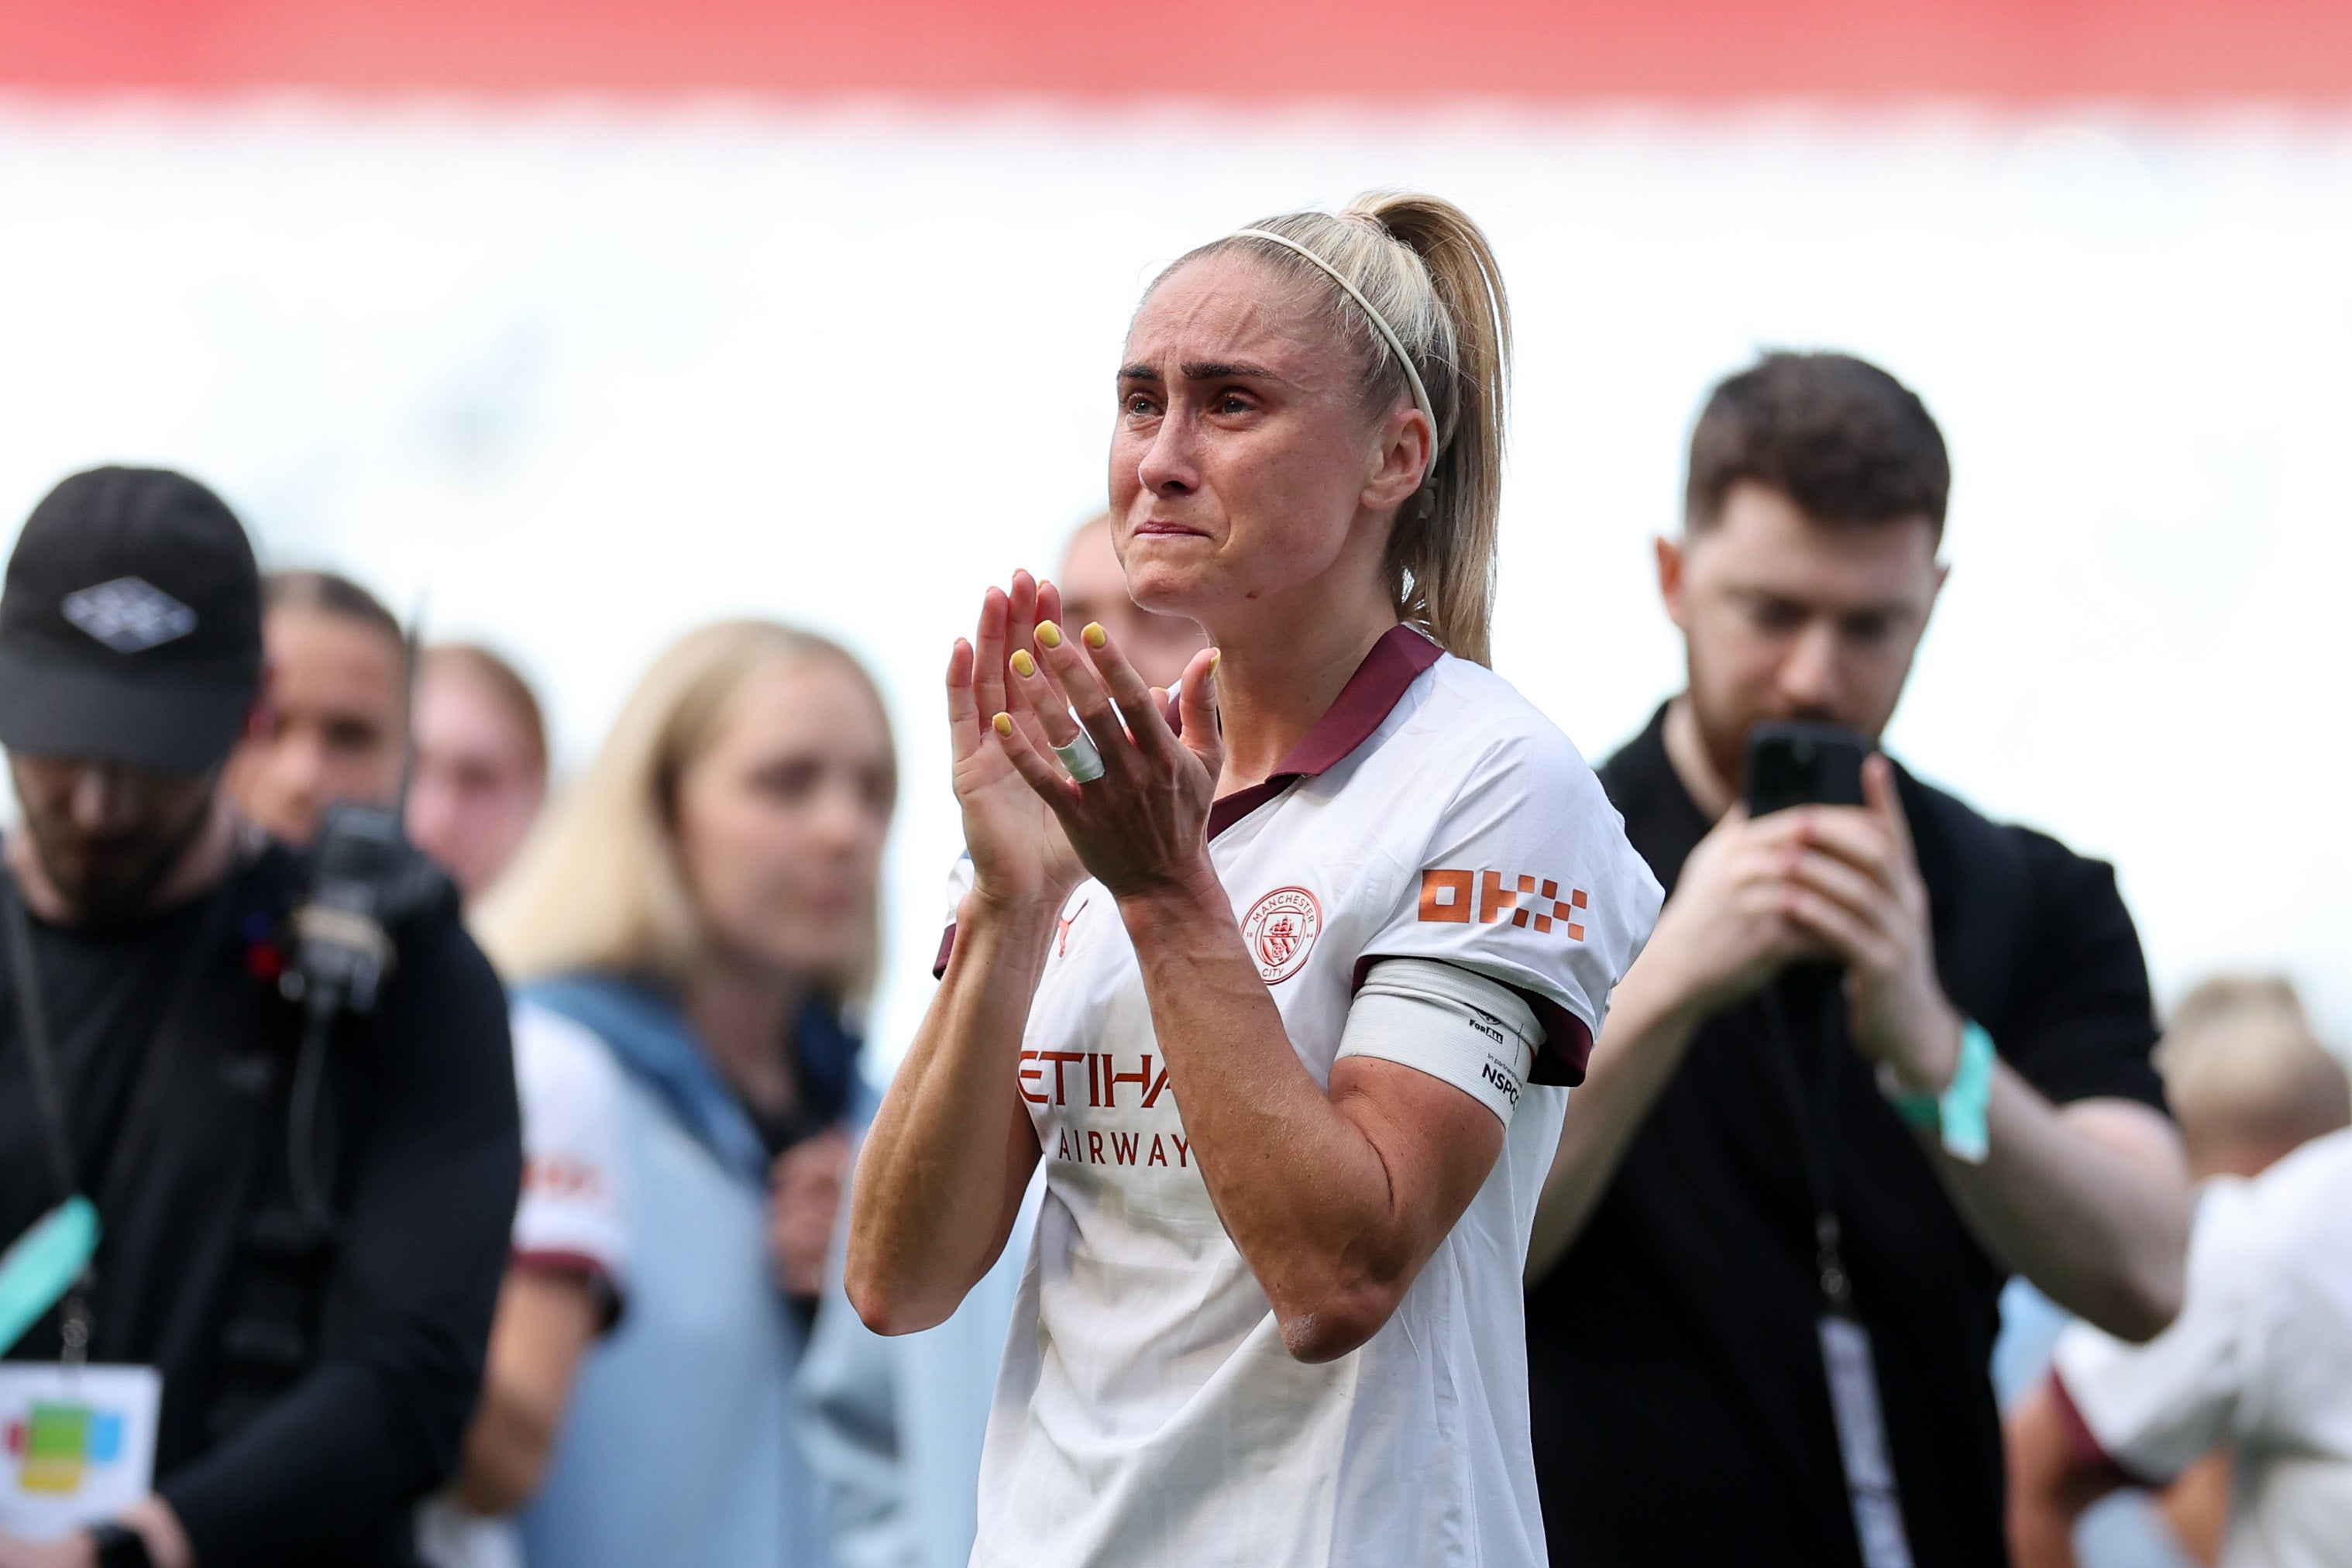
xmin=848 ymin=194 xmax=1661 ymax=1567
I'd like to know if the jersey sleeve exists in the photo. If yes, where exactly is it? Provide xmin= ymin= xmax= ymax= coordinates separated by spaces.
xmin=1357 ymin=730 xmax=1662 ymax=1086
xmin=2049 ymin=1177 xmax=2265 ymax=1482
xmin=510 ymin=1001 xmax=632 ymax=1325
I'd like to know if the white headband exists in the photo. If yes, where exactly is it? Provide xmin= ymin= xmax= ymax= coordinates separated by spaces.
xmin=1231 ymin=226 xmax=1440 ymax=456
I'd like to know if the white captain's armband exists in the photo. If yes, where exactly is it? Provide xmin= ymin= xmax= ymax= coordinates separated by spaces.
xmin=1336 ymin=958 xmax=1546 ymax=1127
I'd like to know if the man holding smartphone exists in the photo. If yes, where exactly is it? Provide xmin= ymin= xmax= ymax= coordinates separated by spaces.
xmin=1526 ymin=353 xmax=2192 ymax=1568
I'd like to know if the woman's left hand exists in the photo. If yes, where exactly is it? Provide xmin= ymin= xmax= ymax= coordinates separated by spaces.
xmin=993 ymin=620 xmax=1225 ymax=904
xmin=769 ymin=1127 xmax=852 ymax=1299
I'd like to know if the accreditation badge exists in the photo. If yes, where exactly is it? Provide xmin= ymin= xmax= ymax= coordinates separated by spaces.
xmin=0 ymin=1362 xmax=161 ymax=1540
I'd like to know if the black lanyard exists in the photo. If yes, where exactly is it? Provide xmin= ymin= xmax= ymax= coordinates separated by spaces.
xmin=1759 ymin=975 xmax=1918 ymax=1568
xmin=2 ymin=868 xmax=235 ymax=1360
xmin=1758 ymin=977 xmax=1855 ymax=1309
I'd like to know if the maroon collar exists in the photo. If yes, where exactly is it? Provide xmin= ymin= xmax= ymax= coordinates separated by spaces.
xmin=1206 ymin=624 xmax=1445 ymax=840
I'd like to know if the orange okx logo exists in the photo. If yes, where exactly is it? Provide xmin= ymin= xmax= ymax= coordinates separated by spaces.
xmin=1417 ymin=869 xmax=1587 ymax=940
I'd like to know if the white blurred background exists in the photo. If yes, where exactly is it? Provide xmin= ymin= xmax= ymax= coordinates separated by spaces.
xmin=1 ymin=97 xmax=2347 ymax=1066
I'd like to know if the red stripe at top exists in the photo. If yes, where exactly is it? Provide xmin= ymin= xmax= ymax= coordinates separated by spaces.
xmin=4 ymin=1 xmax=2350 ymax=101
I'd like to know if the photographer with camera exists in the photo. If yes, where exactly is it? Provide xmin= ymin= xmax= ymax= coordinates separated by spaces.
xmin=0 ymin=469 xmax=519 ymax=1568
xmin=1525 ymin=356 xmax=2192 ymax=1568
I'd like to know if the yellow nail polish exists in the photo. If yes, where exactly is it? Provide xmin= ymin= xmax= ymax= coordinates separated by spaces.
xmin=1036 ymin=621 xmax=1062 ymax=649
xmin=1082 ymin=622 xmax=1107 ymax=649
xmin=1010 ymin=650 xmax=1036 ymax=678
xmin=1208 ymin=649 xmax=1222 ymax=676
xmin=992 ymin=714 xmax=1014 ymax=736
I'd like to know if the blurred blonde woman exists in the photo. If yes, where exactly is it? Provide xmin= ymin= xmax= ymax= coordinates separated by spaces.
xmin=470 ymin=620 xmax=894 ymax=1568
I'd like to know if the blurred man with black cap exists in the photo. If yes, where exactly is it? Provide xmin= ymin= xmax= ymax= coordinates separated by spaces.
xmin=0 ymin=468 xmax=519 ymax=1568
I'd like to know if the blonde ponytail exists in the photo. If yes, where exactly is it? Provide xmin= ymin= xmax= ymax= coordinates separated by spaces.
xmin=1162 ymin=192 xmax=1513 ymax=665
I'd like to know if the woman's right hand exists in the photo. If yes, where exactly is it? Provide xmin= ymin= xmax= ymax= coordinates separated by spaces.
xmin=947 ymin=572 xmax=1087 ymax=917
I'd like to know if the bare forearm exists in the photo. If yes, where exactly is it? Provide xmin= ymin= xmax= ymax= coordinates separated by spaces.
xmin=1121 ymin=885 xmax=1436 ymax=1351
xmin=453 ymin=1387 xmax=556 ymax=1516
xmin=451 ymin=1271 xmax=598 ymax=1515
xmin=2006 ymin=1383 xmax=2109 ymax=1568
xmin=1939 ymin=1075 xmax=2188 ymax=1340
xmin=2010 ymin=1495 xmax=2083 ymax=1568
xmin=848 ymin=901 xmax=1051 ymax=1331
xmin=1526 ymin=958 xmax=1706 ymax=1281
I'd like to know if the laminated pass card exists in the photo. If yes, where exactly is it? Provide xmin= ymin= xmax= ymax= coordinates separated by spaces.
xmin=0 ymin=1363 xmax=161 ymax=1539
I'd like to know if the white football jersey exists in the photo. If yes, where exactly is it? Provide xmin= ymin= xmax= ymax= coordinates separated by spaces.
xmin=2054 ymin=1128 xmax=2352 ymax=1568
xmin=961 ymin=628 xmax=1661 ymax=1568
xmin=507 ymin=1001 xmax=632 ymax=1299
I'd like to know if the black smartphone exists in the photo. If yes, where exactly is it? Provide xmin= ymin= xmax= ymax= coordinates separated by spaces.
xmin=1744 ymin=721 xmax=1869 ymax=817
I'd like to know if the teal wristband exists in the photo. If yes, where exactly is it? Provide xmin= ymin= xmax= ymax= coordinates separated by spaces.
xmin=1883 ymin=1021 xmax=1996 ymax=1162
xmin=1889 ymin=1084 xmax=1940 ymax=1131
xmin=1940 ymin=1020 xmax=1996 ymax=1164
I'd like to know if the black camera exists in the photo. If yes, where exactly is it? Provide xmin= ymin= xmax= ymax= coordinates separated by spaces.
xmin=278 ymin=802 xmax=453 ymax=1231
xmin=284 ymin=802 xmax=452 ymax=1019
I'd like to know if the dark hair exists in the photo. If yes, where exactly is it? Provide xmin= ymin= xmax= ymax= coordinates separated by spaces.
xmin=263 ymin=569 xmax=404 ymax=650
xmin=421 ymin=641 xmax=548 ymax=774
xmin=1684 ymin=352 xmax=1949 ymax=535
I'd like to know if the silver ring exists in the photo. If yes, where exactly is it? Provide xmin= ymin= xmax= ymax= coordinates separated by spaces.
xmin=1053 ymin=731 xmax=1105 ymax=783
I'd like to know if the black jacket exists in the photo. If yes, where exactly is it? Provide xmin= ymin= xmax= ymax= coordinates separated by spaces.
xmin=0 ymin=843 xmax=520 ymax=1566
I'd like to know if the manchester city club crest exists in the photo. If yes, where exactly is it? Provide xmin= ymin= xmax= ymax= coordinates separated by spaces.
xmin=1241 ymin=885 xmax=1322 ymax=984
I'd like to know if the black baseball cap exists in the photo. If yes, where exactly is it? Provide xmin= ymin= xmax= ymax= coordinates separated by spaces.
xmin=0 ymin=466 xmax=263 ymax=777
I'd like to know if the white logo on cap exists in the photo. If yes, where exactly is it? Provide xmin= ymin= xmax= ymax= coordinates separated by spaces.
xmin=61 ymin=576 xmax=198 ymax=654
